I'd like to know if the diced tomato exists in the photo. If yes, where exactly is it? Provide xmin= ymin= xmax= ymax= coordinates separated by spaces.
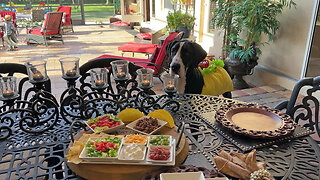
xmin=89 ymin=115 xmax=121 ymax=130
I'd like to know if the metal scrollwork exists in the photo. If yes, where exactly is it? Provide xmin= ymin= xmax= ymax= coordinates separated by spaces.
xmin=60 ymin=77 xmax=181 ymax=124
xmin=0 ymin=116 xmax=14 ymax=140
xmin=19 ymin=91 xmax=59 ymax=133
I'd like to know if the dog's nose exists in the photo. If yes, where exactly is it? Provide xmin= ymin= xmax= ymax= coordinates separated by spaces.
xmin=171 ymin=63 xmax=180 ymax=74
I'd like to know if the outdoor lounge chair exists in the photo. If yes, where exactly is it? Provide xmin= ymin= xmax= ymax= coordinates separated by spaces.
xmin=26 ymin=12 xmax=64 ymax=46
xmin=57 ymin=6 xmax=74 ymax=33
xmin=93 ymin=32 xmax=183 ymax=82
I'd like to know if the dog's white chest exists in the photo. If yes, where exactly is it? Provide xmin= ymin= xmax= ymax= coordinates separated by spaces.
xmin=177 ymin=76 xmax=186 ymax=94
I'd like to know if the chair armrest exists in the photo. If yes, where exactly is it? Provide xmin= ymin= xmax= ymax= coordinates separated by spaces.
xmin=274 ymin=101 xmax=288 ymax=110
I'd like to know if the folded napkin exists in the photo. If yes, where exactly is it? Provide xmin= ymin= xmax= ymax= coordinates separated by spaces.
xmin=214 ymin=149 xmax=272 ymax=180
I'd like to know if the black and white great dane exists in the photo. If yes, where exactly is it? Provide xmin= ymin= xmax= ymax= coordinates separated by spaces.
xmin=165 ymin=40 xmax=232 ymax=98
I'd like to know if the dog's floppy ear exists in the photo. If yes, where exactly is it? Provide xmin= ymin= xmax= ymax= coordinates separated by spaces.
xmin=183 ymin=41 xmax=207 ymax=68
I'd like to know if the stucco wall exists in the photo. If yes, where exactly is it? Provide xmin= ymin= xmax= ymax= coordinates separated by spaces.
xmin=213 ymin=0 xmax=318 ymax=90
xmin=258 ymin=0 xmax=317 ymax=80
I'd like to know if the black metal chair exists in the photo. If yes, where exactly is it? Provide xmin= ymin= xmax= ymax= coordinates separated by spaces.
xmin=0 ymin=63 xmax=52 ymax=101
xmin=79 ymin=57 xmax=143 ymax=95
xmin=274 ymin=76 xmax=320 ymax=145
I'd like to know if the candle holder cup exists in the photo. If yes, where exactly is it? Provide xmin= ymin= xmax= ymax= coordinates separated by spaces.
xmin=90 ymin=68 xmax=108 ymax=90
xmin=25 ymin=60 xmax=49 ymax=84
xmin=163 ymin=74 xmax=178 ymax=98
xmin=137 ymin=68 xmax=154 ymax=90
xmin=0 ymin=76 xmax=19 ymax=102
xmin=59 ymin=57 xmax=80 ymax=81
xmin=110 ymin=60 xmax=129 ymax=81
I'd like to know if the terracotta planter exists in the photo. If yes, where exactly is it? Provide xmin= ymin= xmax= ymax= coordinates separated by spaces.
xmin=227 ymin=55 xmax=258 ymax=89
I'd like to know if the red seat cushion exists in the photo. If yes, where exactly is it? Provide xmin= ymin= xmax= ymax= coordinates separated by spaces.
xmin=94 ymin=55 xmax=160 ymax=75
xmin=28 ymin=28 xmax=59 ymax=35
xmin=111 ymin=21 xmax=130 ymax=26
xmin=136 ymin=33 xmax=152 ymax=40
xmin=118 ymin=42 xmax=159 ymax=54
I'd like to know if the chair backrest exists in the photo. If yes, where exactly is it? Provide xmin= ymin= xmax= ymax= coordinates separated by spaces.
xmin=276 ymin=76 xmax=320 ymax=145
xmin=153 ymin=32 xmax=184 ymax=73
xmin=0 ymin=63 xmax=52 ymax=100
xmin=57 ymin=6 xmax=72 ymax=25
xmin=42 ymin=12 xmax=63 ymax=34
xmin=79 ymin=58 xmax=143 ymax=95
xmin=153 ymin=32 xmax=179 ymax=67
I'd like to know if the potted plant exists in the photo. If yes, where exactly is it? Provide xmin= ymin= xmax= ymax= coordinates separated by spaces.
xmin=167 ymin=10 xmax=195 ymax=38
xmin=211 ymin=0 xmax=295 ymax=89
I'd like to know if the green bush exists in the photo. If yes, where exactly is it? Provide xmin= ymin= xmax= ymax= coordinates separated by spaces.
xmin=167 ymin=10 xmax=195 ymax=32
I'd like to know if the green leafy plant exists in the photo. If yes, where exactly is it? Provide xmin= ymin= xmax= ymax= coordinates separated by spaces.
xmin=167 ymin=10 xmax=195 ymax=32
xmin=211 ymin=0 xmax=296 ymax=62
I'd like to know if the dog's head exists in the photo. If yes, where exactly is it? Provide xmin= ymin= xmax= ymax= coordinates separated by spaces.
xmin=166 ymin=40 xmax=207 ymax=77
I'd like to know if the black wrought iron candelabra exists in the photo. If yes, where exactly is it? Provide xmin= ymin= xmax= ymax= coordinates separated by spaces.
xmin=0 ymin=58 xmax=181 ymax=140
xmin=0 ymin=64 xmax=59 ymax=140
xmin=60 ymin=60 xmax=181 ymax=124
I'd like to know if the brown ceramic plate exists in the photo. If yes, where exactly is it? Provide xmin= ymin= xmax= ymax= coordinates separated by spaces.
xmin=215 ymin=103 xmax=296 ymax=139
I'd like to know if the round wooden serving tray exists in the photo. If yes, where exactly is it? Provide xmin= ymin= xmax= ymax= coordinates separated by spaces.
xmin=67 ymin=126 xmax=189 ymax=180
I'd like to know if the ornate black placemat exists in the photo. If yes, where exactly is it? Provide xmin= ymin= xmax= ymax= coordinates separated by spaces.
xmin=196 ymin=111 xmax=314 ymax=152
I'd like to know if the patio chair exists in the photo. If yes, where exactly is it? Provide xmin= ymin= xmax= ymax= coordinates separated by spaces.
xmin=0 ymin=11 xmax=17 ymax=27
xmin=93 ymin=32 xmax=184 ymax=82
xmin=0 ymin=63 xmax=52 ymax=101
xmin=57 ymin=6 xmax=74 ymax=33
xmin=274 ymin=76 xmax=320 ymax=145
xmin=26 ymin=12 xmax=64 ymax=46
xmin=79 ymin=57 xmax=143 ymax=95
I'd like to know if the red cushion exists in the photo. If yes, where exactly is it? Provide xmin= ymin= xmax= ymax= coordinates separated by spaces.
xmin=28 ymin=28 xmax=59 ymax=35
xmin=0 ymin=11 xmax=17 ymax=27
xmin=111 ymin=21 xmax=130 ymax=26
xmin=93 ymin=55 xmax=159 ymax=74
xmin=57 ymin=6 xmax=72 ymax=25
xmin=118 ymin=42 xmax=159 ymax=54
xmin=136 ymin=33 xmax=152 ymax=40
xmin=150 ymin=47 xmax=160 ymax=63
